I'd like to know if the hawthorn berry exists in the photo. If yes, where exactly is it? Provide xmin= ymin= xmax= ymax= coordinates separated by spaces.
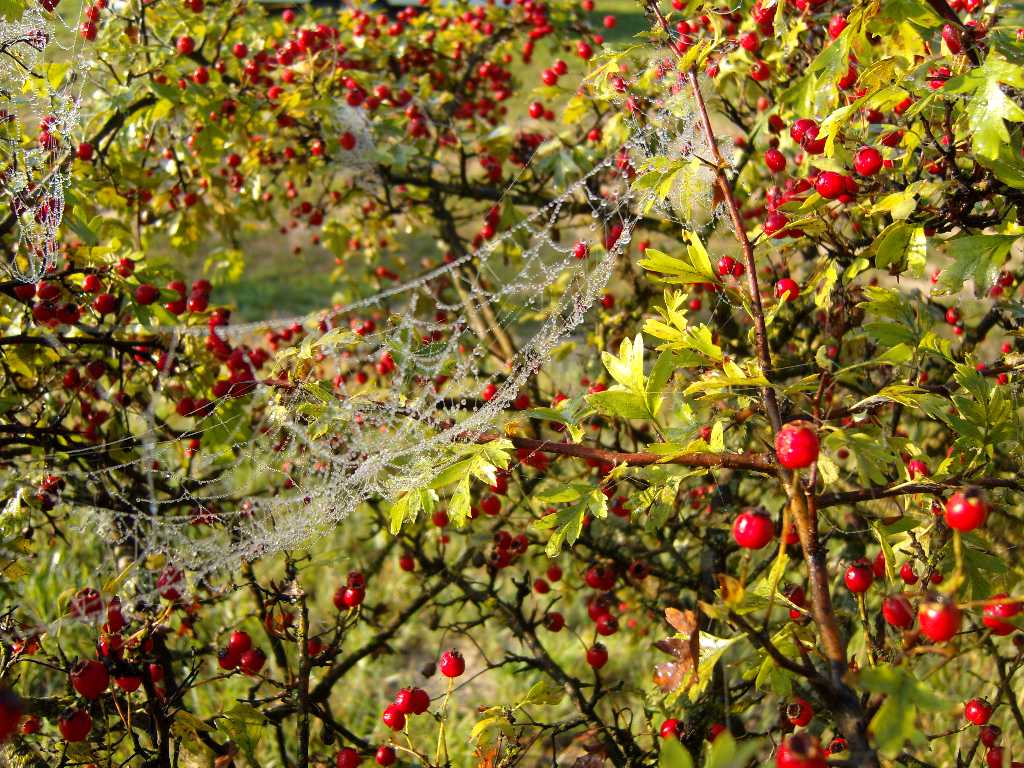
xmin=764 ymin=211 xmax=789 ymax=237
xmin=439 ymin=649 xmax=465 ymax=677
xmin=544 ymin=611 xmax=566 ymax=632
xmin=659 ymin=718 xmax=683 ymax=739
xmin=983 ymin=593 xmax=1021 ymax=635
xmin=764 ymin=148 xmax=786 ymax=173
xmin=775 ymin=277 xmax=800 ymax=302
xmin=814 ymin=171 xmax=845 ymax=200
xmin=882 ymin=594 xmax=915 ymax=629
xmin=981 ymin=725 xmax=1002 ymax=747
xmin=586 ymin=643 xmax=608 ymax=669
xmin=732 ymin=509 xmax=774 ymax=549
xmin=965 ymin=698 xmax=993 ymax=726
xmin=776 ymin=732 xmax=827 ymax=768
xmin=115 ymin=674 xmax=142 ymax=692
xmin=58 ymin=708 xmax=92 ymax=742
xmin=375 ymin=745 xmax=396 ymax=766
xmin=918 ymin=595 xmax=961 ymax=642
xmin=381 ymin=704 xmax=405 ymax=731
xmin=854 ymin=146 xmax=883 ymax=176
xmin=336 ymin=747 xmax=360 ymax=768
xmin=844 ymin=559 xmax=873 ymax=593
xmin=0 ymin=691 xmax=21 ymax=742
xmin=239 ymin=648 xmax=267 ymax=675
xmin=70 ymin=658 xmax=109 ymax=699
xmin=787 ymin=698 xmax=814 ymax=727
xmin=774 ymin=423 xmax=819 ymax=469
xmin=944 ymin=489 xmax=989 ymax=532
xmin=228 ymin=630 xmax=252 ymax=655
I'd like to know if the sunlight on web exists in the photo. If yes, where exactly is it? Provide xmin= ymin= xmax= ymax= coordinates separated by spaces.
xmin=28 ymin=43 xmax=734 ymax=605
xmin=0 ymin=0 xmax=88 ymax=281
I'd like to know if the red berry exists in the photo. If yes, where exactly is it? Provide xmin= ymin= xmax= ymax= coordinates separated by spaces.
xmin=439 ymin=649 xmax=465 ymax=677
xmin=854 ymin=146 xmax=883 ymax=176
xmin=381 ymin=704 xmax=405 ymax=731
xmin=944 ymin=489 xmax=988 ymax=532
xmin=844 ymin=559 xmax=873 ymax=593
xmin=58 ymin=708 xmax=92 ymax=741
xmin=19 ymin=714 xmax=39 ymax=735
xmin=815 ymin=171 xmax=845 ymax=199
xmin=375 ymin=745 xmax=396 ymax=766
xmin=394 ymin=686 xmax=430 ymax=715
xmin=544 ymin=611 xmax=565 ymax=632
xmin=918 ymin=596 xmax=961 ymax=642
xmin=965 ymin=698 xmax=993 ymax=726
xmin=586 ymin=643 xmax=608 ymax=669
xmin=596 ymin=614 xmax=618 ymax=636
xmin=786 ymin=697 xmax=814 ymax=727
xmin=983 ymin=593 xmax=1021 ymax=635
xmin=659 ymin=718 xmax=683 ymax=739
xmin=732 ymin=509 xmax=774 ymax=549
xmin=218 ymin=648 xmax=241 ymax=670
xmin=115 ymin=674 xmax=142 ymax=692
xmin=228 ymin=630 xmax=252 ymax=655
xmin=0 ymin=691 xmax=21 ymax=741
xmin=92 ymin=292 xmax=117 ymax=315
xmin=882 ymin=594 xmax=915 ymax=629
xmin=750 ymin=60 xmax=771 ymax=81
xmin=135 ymin=283 xmax=159 ymax=306
xmin=899 ymin=562 xmax=918 ymax=585
xmin=775 ymin=277 xmax=800 ymax=301
xmin=239 ymin=648 xmax=267 ymax=675
xmin=764 ymin=148 xmax=786 ymax=173
xmin=336 ymin=747 xmax=360 ymax=768
xmin=981 ymin=725 xmax=1002 ymax=747
xmin=777 ymin=733 xmax=827 ymax=768
xmin=70 ymin=658 xmax=109 ymax=699
xmin=775 ymin=423 xmax=819 ymax=469
xmin=942 ymin=23 xmax=963 ymax=54
xmin=828 ymin=14 xmax=848 ymax=38
xmin=176 ymin=35 xmax=195 ymax=54
xmin=763 ymin=211 xmax=789 ymax=237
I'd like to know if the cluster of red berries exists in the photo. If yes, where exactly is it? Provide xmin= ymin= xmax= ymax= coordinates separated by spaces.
xmin=332 ymin=570 xmax=367 ymax=609
xmin=217 ymin=630 xmax=267 ymax=675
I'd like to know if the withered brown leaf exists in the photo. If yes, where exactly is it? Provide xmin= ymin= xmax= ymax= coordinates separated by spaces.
xmin=653 ymin=608 xmax=699 ymax=693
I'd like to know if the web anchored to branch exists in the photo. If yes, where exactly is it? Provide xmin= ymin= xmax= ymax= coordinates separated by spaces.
xmin=15 ymin=47 xmax=731 ymax=607
xmin=0 ymin=0 xmax=90 ymax=281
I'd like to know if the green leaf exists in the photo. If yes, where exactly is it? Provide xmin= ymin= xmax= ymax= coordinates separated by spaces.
xmin=704 ymin=732 xmax=763 ymax=768
xmin=969 ymin=70 xmax=1024 ymax=160
xmin=520 ymin=679 xmax=564 ymax=707
xmin=659 ymin=739 xmax=695 ymax=768
xmin=602 ymin=334 xmax=645 ymax=392
xmin=0 ymin=0 xmax=26 ymax=22
xmin=858 ymin=667 xmax=949 ymax=756
xmin=388 ymin=488 xmax=437 ymax=534
xmin=935 ymin=234 xmax=1020 ymax=297
xmin=587 ymin=389 xmax=650 ymax=420
xmin=638 ymin=234 xmax=717 ymax=285
xmin=869 ymin=223 xmax=927 ymax=277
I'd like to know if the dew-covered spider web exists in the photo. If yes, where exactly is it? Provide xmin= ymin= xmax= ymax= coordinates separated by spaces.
xmin=0 ymin=0 xmax=90 ymax=281
xmin=9 ymin=43 xmax=738 ymax=605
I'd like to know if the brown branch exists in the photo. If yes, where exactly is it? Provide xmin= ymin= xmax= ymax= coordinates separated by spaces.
xmin=476 ymin=433 xmax=776 ymax=473
xmin=817 ymin=477 xmax=1024 ymax=509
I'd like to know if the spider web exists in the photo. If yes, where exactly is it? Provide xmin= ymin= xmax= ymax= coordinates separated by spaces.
xmin=0 ymin=0 xmax=89 ymax=281
xmin=9 ymin=41 xmax=735 ymax=608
